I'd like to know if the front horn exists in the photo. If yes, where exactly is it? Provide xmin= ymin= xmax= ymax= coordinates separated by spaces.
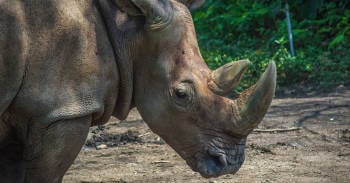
xmin=236 ymin=61 xmax=276 ymax=134
xmin=209 ymin=60 xmax=276 ymax=135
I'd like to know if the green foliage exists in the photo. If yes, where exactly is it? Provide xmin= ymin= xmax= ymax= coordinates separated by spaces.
xmin=193 ymin=0 xmax=350 ymax=91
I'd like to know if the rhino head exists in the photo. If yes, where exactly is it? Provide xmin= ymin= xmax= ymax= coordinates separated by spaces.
xmin=98 ymin=0 xmax=276 ymax=178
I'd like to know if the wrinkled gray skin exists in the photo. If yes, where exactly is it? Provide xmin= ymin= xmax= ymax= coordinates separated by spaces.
xmin=0 ymin=0 xmax=276 ymax=182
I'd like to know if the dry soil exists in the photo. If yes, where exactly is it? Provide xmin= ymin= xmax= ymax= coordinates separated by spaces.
xmin=63 ymin=87 xmax=350 ymax=183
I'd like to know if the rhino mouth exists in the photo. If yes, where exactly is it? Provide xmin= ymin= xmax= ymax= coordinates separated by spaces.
xmin=185 ymin=138 xmax=247 ymax=178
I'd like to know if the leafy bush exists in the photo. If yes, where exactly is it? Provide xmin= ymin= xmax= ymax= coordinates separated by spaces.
xmin=193 ymin=0 xmax=350 ymax=91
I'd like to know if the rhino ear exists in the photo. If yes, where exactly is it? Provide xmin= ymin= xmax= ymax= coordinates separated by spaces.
xmin=113 ymin=0 xmax=142 ymax=16
xmin=177 ymin=0 xmax=205 ymax=10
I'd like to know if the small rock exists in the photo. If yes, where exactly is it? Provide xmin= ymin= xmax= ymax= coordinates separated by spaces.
xmin=289 ymin=142 xmax=298 ymax=148
xmin=96 ymin=144 xmax=108 ymax=150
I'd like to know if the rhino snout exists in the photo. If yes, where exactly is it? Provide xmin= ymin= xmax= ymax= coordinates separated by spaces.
xmin=185 ymin=137 xmax=246 ymax=178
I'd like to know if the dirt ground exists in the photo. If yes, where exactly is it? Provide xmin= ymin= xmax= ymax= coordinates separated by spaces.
xmin=63 ymin=87 xmax=350 ymax=183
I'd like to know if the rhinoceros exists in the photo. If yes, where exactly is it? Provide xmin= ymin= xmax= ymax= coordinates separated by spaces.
xmin=0 ymin=0 xmax=276 ymax=182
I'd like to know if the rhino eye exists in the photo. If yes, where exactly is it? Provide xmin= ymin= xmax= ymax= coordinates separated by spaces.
xmin=175 ymin=89 xmax=188 ymax=99
xmin=170 ymin=83 xmax=194 ymax=111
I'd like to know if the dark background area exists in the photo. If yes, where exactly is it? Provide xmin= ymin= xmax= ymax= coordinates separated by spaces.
xmin=192 ymin=0 xmax=350 ymax=92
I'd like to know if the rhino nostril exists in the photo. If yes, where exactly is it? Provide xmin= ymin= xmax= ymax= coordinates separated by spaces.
xmin=208 ymin=149 xmax=227 ymax=168
xmin=195 ymin=152 xmax=228 ymax=177
xmin=209 ymin=153 xmax=227 ymax=169
xmin=207 ymin=151 xmax=227 ymax=173
xmin=218 ymin=154 xmax=228 ymax=167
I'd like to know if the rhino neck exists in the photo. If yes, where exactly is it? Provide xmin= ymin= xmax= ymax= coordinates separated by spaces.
xmin=97 ymin=0 xmax=143 ymax=120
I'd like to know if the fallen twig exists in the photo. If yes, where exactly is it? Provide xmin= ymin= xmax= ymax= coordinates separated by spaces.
xmin=253 ymin=127 xmax=301 ymax=133
xmin=338 ymin=152 xmax=350 ymax=157
xmin=249 ymin=143 xmax=275 ymax=155
xmin=152 ymin=161 xmax=171 ymax=164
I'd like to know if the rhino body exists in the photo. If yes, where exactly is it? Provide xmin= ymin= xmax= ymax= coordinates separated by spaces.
xmin=0 ymin=0 xmax=276 ymax=182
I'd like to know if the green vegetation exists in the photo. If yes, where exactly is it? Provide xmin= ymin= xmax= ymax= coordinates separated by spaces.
xmin=193 ymin=0 xmax=350 ymax=91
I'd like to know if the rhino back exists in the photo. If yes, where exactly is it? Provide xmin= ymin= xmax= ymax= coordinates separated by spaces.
xmin=2 ymin=0 xmax=120 ymax=127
